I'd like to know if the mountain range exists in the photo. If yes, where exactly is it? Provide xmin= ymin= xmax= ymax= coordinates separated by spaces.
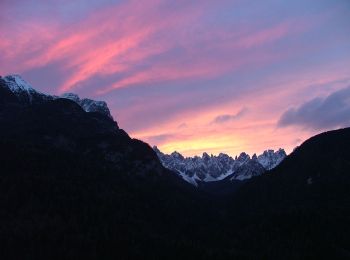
xmin=154 ymin=146 xmax=286 ymax=185
xmin=3 ymin=74 xmax=286 ymax=186
xmin=1 ymin=74 xmax=350 ymax=259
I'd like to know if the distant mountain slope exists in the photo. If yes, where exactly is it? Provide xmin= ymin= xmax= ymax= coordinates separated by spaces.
xmin=154 ymin=146 xmax=286 ymax=185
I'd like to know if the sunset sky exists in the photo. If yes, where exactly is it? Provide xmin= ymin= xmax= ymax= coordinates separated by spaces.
xmin=1 ymin=0 xmax=350 ymax=157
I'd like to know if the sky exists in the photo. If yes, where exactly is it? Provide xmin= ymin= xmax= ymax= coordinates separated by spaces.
xmin=1 ymin=0 xmax=350 ymax=157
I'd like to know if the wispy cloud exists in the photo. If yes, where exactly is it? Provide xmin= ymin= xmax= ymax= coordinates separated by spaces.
xmin=0 ymin=0 xmax=317 ymax=94
xmin=212 ymin=108 xmax=248 ymax=124
xmin=145 ymin=134 xmax=176 ymax=144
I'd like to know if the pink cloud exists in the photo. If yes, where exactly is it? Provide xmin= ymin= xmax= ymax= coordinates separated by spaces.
xmin=237 ymin=21 xmax=292 ymax=48
xmin=0 ymin=0 xmax=312 ymax=93
xmin=2 ymin=0 xmax=348 ymax=157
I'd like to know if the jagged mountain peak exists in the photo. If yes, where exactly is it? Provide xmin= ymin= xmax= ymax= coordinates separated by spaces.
xmin=231 ymin=158 xmax=265 ymax=181
xmin=2 ymin=74 xmax=35 ymax=92
xmin=238 ymin=152 xmax=250 ymax=159
xmin=170 ymin=151 xmax=184 ymax=160
xmin=1 ymin=74 xmax=113 ymax=119
xmin=61 ymin=93 xmax=80 ymax=102
xmin=202 ymin=152 xmax=211 ymax=161
xmin=61 ymin=92 xmax=113 ymax=119
xmin=257 ymin=148 xmax=286 ymax=170
xmin=152 ymin=145 xmax=161 ymax=153
xmin=218 ymin=152 xmax=229 ymax=158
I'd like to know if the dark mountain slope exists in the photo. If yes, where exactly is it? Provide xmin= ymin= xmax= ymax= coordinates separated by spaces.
xmin=0 ymin=78 xmax=231 ymax=259
xmin=228 ymin=128 xmax=350 ymax=259
xmin=0 ymin=77 xmax=159 ymax=173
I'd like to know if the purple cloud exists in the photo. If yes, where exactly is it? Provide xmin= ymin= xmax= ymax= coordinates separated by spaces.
xmin=278 ymin=86 xmax=350 ymax=130
xmin=212 ymin=108 xmax=248 ymax=124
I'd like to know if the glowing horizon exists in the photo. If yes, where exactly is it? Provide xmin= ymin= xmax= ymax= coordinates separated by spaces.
xmin=1 ymin=0 xmax=350 ymax=157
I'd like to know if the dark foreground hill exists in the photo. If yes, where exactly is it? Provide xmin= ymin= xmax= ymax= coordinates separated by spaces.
xmin=228 ymin=128 xmax=350 ymax=258
xmin=1 ymin=75 xmax=350 ymax=259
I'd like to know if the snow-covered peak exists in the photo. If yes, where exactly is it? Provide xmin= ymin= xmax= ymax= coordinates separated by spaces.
xmin=2 ymin=74 xmax=35 ymax=93
xmin=170 ymin=151 xmax=184 ymax=160
xmin=236 ymin=152 xmax=250 ymax=166
xmin=257 ymin=149 xmax=286 ymax=170
xmin=1 ymin=74 xmax=51 ymax=104
xmin=61 ymin=92 xmax=112 ymax=119
xmin=0 ymin=74 xmax=113 ymax=119
xmin=218 ymin=153 xmax=230 ymax=159
xmin=230 ymin=159 xmax=265 ymax=181
xmin=252 ymin=154 xmax=258 ymax=160
xmin=202 ymin=152 xmax=211 ymax=161
xmin=61 ymin=93 xmax=80 ymax=103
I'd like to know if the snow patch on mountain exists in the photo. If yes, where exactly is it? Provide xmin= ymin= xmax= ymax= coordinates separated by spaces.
xmin=61 ymin=93 xmax=112 ymax=119
xmin=257 ymin=149 xmax=286 ymax=170
xmin=3 ymin=74 xmax=35 ymax=92
xmin=2 ymin=75 xmax=50 ymax=104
